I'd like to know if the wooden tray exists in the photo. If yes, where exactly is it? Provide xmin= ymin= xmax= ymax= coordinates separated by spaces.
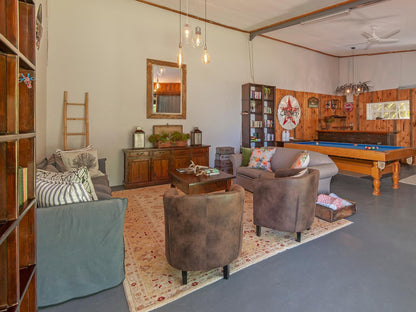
xmin=315 ymin=197 xmax=357 ymax=222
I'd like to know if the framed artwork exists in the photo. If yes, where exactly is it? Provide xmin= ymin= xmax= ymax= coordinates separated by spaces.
xmin=331 ymin=99 xmax=340 ymax=110
xmin=308 ymin=97 xmax=319 ymax=108
xmin=277 ymin=95 xmax=301 ymax=130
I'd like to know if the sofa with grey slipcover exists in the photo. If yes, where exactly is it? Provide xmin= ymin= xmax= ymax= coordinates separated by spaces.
xmin=229 ymin=147 xmax=338 ymax=194
xmin=36 ymin=154 xmax=127 ymax=307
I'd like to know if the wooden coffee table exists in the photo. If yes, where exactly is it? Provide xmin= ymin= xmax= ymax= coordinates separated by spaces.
xmin=169 ymin=170 xmax=236 ymax=194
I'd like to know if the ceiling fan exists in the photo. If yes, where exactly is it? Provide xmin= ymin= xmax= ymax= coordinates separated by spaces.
xmin=361 ymin=26 xmax=400 ymax=49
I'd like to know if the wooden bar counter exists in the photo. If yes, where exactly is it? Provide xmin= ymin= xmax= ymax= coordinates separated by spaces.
xmin=317 ymin=130 xmax=397 ymax=146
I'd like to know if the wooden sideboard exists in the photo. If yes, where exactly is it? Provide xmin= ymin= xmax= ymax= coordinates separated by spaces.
xmin=123 ymin=145 xmax=210 ymax=188
xmin=317 ymin=130 xmax=397 ymax=145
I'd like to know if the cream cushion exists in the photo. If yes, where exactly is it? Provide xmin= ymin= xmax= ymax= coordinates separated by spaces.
xmin=57 ymin=146 xmax=104 ymax=178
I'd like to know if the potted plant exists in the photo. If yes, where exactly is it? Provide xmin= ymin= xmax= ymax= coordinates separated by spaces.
xmin=323 ymin=116 xmax=335 ymax=129
xmin=169 ymin=131 xmax=190 ymax=147
xmin=148 ymin=132 xmax=171 ymax=148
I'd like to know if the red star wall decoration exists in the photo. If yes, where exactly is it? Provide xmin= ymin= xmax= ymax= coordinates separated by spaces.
xmin=277 ymin=95 xmax=301 ymax=130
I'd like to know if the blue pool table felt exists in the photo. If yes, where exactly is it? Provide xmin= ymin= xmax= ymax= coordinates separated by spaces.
xmin=295 ymin=141 xmax=403 ymax=152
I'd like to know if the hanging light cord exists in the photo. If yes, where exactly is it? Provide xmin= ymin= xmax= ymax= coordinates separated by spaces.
xmin=204 ymin=0 xmax=207 ymax=47
xmin=186 ymin=0 xmax=189 ymax=23
xmin=179 ymin=0 xmax=182 ymax=44
xmin=249 ymin=40 xmax=255 ymax=83
xmin=352 ymin=48 xmax=355 ymax=83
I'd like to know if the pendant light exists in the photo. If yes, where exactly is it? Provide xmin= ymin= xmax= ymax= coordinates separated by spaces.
xmin=154 ymin=77 xmax=160 ymax=92
xmin=201 ymin=0 xmax=210 ymax=64
xmin=177 ymin=43 xmax=183 ymax=68
xmin=158 ymin=66 xmax=165 ymax=76
xmin=351 ymin=49 xmax=361 ymax=93
xmin=177 ymin=0 xmax=183 ymax=67
xmin=336 ymin=47 xmax=371 ymax=96
xmin=192 ymin=26 xmax=203 ymax=48
xmin=183 ymin=0 xmax=191 ymax=44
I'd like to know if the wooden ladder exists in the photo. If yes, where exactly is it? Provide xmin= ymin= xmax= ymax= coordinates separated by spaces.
xmin=63 ymin=91 xmax=89 ymax=150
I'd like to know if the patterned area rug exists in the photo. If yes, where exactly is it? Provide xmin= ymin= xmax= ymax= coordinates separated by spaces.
xmin=399 ymin=174 xmax=416 ymax=186
xmin=114 ymin=185 xmax=352 ymax=312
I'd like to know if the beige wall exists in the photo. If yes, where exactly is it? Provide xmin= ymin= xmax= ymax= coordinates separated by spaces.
xmin=339 ymin=51 xmax=416 ymax=91
xmin=35 ymin=0 xmax=48 ymax=161
xmin=44 ymin=0 xmax=340 ymax=186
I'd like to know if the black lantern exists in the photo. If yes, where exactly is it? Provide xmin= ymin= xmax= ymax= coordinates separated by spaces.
xmin=190 ymin=127 xmax=202 ymax=146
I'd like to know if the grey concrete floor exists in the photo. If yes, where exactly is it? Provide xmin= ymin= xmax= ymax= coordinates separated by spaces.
xmin=40 ymin=165 xmax=416 ymax=312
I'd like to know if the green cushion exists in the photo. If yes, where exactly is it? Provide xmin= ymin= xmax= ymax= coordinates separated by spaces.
xmin=241 ymin=147 xmax=252 ymax=167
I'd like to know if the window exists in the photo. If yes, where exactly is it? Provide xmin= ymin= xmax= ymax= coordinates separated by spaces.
xmin=366 ymin=100 xmax=410 ymax=120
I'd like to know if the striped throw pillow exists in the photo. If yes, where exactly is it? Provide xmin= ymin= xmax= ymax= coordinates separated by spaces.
xmin=36 ymin=167 xmax=97 ymax=200
xmin=36 ymin=179 xmax=91 ymax=208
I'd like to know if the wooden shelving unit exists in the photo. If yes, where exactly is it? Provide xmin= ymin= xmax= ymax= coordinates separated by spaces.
xmin=242 ymin=83 xmax=276 ymax=148
xmin=0 ymin=1 xmax=37 ymax=311
xmin=320 ymin=114 xmax=349 ymax=130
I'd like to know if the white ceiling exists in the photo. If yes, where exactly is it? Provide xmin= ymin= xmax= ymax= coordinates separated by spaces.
xmin=139 ymin=0 xmax=416 ymax=57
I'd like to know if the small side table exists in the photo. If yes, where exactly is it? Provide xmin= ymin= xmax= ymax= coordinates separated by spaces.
xmin=169 ymin=171 xmax=235 ymax=194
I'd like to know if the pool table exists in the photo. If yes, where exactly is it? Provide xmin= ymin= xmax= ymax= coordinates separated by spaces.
xmin=284 ymin=141 xmax=416 ymax=196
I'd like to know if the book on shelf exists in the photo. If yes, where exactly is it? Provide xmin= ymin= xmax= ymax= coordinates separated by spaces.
xmin=23 ymin=167 xmax=28 ymax=202
xmin=18 ymin=166 xmax=28 ymax=206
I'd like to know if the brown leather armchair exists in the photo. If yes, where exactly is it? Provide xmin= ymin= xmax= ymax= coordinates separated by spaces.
xmin=163 ymin=184 xmax=245 ymax=285
xmin=253 ymin=168 xmax=319 ymax=242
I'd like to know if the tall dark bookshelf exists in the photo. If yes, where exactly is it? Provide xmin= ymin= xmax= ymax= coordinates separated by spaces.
xmin=0 ymin=1 xmax=37 ymax=311
xmin=242 ymin=83 xmax=276 ymax=148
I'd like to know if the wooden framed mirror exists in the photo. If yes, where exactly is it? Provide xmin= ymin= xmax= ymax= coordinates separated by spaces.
xmin=146 ymin=59 xmax=186 ymax=119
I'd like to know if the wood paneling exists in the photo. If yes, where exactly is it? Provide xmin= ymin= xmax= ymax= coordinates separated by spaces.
xmin=275 ymin=87 xmax=415 ymax=148
xmin=355 ymin=88 xmax=414 ymax=147
xmin=397 ymin=89 xmax=411 ymax=147
xmin=153 ymin=83 xmax=180 ymax=95
xmin=275 ymin=89 xmax=343 ymax=141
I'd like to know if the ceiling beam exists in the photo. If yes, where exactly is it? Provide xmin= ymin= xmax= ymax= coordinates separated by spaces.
xmin=249 ymin=0 xmax=387 ymax=41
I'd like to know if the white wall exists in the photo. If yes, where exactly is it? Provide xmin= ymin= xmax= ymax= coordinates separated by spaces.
xmin=250 ymin=39 xmax=338 ymax=94
xmin=339 ymin=51 xmax=416 ymax=91
xmin=35 ymin=0 xmax=48 ymax=161
xmin=45 ymin=0 xmax=339 ymax=186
